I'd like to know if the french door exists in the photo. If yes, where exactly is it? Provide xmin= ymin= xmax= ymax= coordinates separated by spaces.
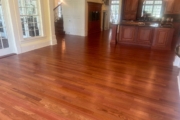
xmin=0 ymin=0 xmax=14 ymax=57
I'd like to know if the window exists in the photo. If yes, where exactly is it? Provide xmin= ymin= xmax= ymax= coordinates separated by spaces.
xmin=18 ymin=0 xmax=42 ymax=38
xmin=142 ymin=0 xmax=163 ymax=17
xmin=110 ymin=0 xmax=119 ymax=23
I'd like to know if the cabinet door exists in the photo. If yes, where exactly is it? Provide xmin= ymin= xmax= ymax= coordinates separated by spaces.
xmin=123 ymin=12 xmax=137 ymax=20
xmin=131 ymin=0 xmax=139 ymax=12
xmin=173 ymin=0 xmax=180 ymax=13
xmin=137 ymin=27 xmax=153 ymax=45
xmin=164 ymin=0 xmax=175 ymax=14
xmin=124 ymin=0 xmax=131 ymax=12
xmin=119 ymin=26 xmax=137 ymax=43
xmin=123 ymin=0 xmax=138 ymax=20
xmin=152 ymin=28 xmax=174 ymax=50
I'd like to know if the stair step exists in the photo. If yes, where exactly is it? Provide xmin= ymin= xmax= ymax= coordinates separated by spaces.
xmin=55 ymin=29 xmax=64 ymax=33
xmin=54 ymin=18 xmax=65 ymax=35
xmin=55 ymin=20 xmax=63 ymax=23
xmin=55 ymin=23 xmax=63 ymax=26
xmin=55 ymin=21 xmax=63 ymax=23
xmin=55 ymin=26 xmax=64 ymax=30
xmin=55 ymin=31 xmax=65 ymax=35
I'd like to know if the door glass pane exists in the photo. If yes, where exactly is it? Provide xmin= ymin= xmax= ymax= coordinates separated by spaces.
xmin=0 ymin=39 xmax=2 ymax=49
xmin=0 ymin=27 xmax=7 ymax=38
xmin=2 ymin=38 xmax=9 ymax=48
xmin=0 ymin=0 xmax=9 ymax=49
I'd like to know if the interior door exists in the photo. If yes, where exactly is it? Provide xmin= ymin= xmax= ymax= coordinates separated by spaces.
xmin=0 ymin=0 xmax=14 ymax=57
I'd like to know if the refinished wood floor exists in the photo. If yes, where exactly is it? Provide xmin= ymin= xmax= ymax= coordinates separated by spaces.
xmin=0 ymin=30 xmax=180 ymax=120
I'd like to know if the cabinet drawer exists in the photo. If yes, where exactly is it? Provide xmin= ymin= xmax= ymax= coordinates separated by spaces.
xmin=119 ymin=26 xmax=137 ymax=43
xmin=137 ymin=27 xmax=153 ymax=45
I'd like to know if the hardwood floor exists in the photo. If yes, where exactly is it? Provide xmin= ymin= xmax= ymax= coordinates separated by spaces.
xmin=0 ymin=30 xmax=180 ymax=120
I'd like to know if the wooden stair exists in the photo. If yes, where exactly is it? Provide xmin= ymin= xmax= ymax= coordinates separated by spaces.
xmin=55 ymin=18 xmax=65 ymax=35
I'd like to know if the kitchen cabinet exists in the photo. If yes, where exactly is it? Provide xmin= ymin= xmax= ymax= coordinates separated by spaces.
xmin=164 ymin=0 xmax=175 ymax=14
xmin=123 ymin=0 xmax=139 ymax=20
xmin=164 ymin=0 xmax=180 ymax=14
xmin=112 ymin=23 xmax=174 ymax=50
xmin=137 ymin=27 xmax=153 ymax=45
xmin=119 ymin=26 xmax=137 ymax=43
xmin=152 ymin=28 xmax=174 ymax=50
xmin=173 ymin=0 xmax=180 ymax=13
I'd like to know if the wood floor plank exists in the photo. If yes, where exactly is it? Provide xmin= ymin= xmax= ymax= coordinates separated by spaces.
xmin=0 ymin=31 xmax=180 ymax=119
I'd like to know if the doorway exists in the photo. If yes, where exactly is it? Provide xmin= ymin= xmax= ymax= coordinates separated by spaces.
xmin=0 ymin=0 xmax=15 ymax=57
xmin=103 ymin=10 xmax=109 ymax=30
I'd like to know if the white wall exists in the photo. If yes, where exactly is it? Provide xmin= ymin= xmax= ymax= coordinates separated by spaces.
xmin=9 ymin=0 xmax=57 ymax=54
xmin=62 ymin=0 xmax=86 ymax=36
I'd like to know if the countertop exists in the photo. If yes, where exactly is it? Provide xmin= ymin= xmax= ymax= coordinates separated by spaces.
xmin=121 ymin=21 xmax=173 ymax=28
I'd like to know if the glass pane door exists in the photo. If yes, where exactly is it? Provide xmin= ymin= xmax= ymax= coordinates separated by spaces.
xmin=0 ymin=0 xmax=13 ymax=57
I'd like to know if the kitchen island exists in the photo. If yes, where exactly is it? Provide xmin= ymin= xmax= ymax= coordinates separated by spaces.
xmin=111 ymin=21 xmax=174 ymax=50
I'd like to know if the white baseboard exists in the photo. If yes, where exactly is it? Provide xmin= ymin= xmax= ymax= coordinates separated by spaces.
xmin=21 ymin=40 xmax=50 ymax=53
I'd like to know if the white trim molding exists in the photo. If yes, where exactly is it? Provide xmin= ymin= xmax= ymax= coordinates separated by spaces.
xmin=21 ymin=40 xmax=50 ymax=53
xmin=177 ymin=76 xmax=180 ymax=96
xmin=48 ymin=0 xmax=57 ymax=45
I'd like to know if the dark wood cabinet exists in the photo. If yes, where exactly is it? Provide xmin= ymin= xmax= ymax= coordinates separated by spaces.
xmin=152 ymin=28 xmax=174 ymax=50
xmin=88 ymin=2 xmax=102 ymax=35
xmin=119 ymin=26 xmax=137 ymax=43
xmin=173 ymin=0 xmax=180 ymax=13
xmin=164 ymin=0 xmax=175 ymax=14
xmin=137 ymin=27 xmax=153 ymax=45
xmin=115 ymin=25 xmax=174 ymax=50
xmin=164 ymin=0 xmax=180 ymax=14
xmin=123 ymin=0 xmax=139 ymax=20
